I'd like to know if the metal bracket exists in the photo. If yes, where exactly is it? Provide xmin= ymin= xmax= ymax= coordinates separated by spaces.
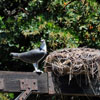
xmin=20 ymin=79 xmax=38 ymax=91
xmin=15 ymin=79 xmax=38 ymax=100
xmin=0 ymin=79 xmax=4 ymax=90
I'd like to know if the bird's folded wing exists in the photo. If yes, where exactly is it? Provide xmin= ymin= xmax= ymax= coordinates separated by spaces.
xmin=18 ymin=49 xmax=46 ymax=63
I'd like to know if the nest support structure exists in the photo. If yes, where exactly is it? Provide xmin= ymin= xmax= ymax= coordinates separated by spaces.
xmin=44 ymin=48 xmax=100 ymax=94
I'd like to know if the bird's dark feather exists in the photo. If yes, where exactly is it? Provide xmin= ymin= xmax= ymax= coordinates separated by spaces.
xmin=18 ymin=49 xmax=46 ymax=63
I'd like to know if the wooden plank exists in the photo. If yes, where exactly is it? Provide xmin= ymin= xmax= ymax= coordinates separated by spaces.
xmin=0 ymin=71 xmax=48 ymax=93
xmin=0 ymin=71 xmax=100 ymax=96
xmin=48 ymin=72 xmax=55 ymax=94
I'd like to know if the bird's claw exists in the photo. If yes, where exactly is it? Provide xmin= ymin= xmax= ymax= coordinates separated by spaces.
xmin=33 ymin=70 xmax=43 ymax=73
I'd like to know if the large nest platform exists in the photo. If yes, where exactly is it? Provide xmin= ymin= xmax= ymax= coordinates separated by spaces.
xmin=44 ymin=48 xmax=100 ymax=79
xmin=44 ymin=48 xmax=100 ymax=94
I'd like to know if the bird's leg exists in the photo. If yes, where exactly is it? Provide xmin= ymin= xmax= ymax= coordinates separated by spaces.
xmin=33 ymin=63 xmax=38 ymax=71
xmin=33 ymin=63 xmax=43 ymax=73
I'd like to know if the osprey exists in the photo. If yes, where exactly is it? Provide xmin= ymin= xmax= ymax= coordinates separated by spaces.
xmin=10 ymin=39 xmax=47 ymax=73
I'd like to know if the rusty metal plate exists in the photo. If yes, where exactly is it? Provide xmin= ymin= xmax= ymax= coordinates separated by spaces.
xmin=0 ymin=79 xmax=4 ymax=90
xmin=20 ymin=79 xmax=38 ymax=91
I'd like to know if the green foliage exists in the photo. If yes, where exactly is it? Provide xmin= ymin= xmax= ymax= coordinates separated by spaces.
xmin=0 ymin=0 xmax=100 ymax=99
xmin=63 ymin=0 xmax=100 ymax=48
xmin=0 ymin=93 xmax=14 ymax=100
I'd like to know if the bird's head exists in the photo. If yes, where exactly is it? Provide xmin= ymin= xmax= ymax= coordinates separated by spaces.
xmin=41 ymin=39 xmax=45 ymax=43
xmin=40 ymin=39 xmax=47 ymax=52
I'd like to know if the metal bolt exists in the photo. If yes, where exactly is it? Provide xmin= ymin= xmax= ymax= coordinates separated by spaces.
xmin=26 ymin=93 xmax=28 ymax=96
xmin=28 ymin=87 xmax=30 ymax=90
xmin=22 ymin=97 xmax=24 ymax=100
xmin=22 ymin=82 xmax=24 ymax=84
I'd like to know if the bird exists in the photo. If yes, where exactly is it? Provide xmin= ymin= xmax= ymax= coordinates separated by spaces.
xmin=10 ymin=39 xmax=47 ymax=73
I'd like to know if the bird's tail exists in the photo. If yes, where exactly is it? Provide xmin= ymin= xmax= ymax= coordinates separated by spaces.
xmin=10 ymin=53 xmax=19 ymax=59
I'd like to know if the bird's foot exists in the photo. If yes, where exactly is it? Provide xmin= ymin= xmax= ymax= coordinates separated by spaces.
xmin=33 ymin=69 xmax=43 ymax=73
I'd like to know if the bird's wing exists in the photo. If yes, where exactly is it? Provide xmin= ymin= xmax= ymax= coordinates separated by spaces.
xmin=18 ymin=49 xmax=46 ymax=63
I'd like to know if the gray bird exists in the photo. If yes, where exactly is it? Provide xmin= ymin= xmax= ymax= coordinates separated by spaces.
xmin=10 ymin=39 xmax=47 ymax=73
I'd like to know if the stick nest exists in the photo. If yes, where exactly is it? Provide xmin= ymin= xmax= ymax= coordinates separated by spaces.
xmin=44 ymin=48 xmax=100 ymax=78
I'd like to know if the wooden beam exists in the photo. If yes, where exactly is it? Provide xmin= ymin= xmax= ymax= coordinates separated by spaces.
xmin=0 ymin=71 xmax=48 ymax=93
xmin=0 ymin=71 xmax=100 ymax=96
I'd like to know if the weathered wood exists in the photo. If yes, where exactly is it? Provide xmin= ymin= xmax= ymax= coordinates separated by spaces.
xmin=0 ymin=71 xmax=48 ymax=93
xmin=0 ymin=71 xmax=100 ymax=96
xmin=48 ymin=72 xmax=55 ymax=94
